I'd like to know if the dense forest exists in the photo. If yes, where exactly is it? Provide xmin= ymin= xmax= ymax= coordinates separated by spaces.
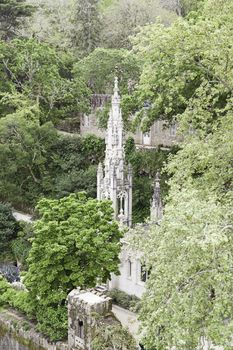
xmin=0 ymin=0 xmax=232 ymax=349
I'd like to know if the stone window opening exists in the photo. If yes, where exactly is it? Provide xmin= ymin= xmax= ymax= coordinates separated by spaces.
xmin=140 ymin=262 xmax=151 ymax=283
xmin=142 ymin=131 xmax=151 ymax=145
xmin=83 ymin=115 xmax=90 ymax=127
xmin=127 ymin=259 xmax=132 ymax=278
xmin=78 ymin=319 xmax=84 ymax=339
xmin=170 ymin=123 xmax=177 ymax=137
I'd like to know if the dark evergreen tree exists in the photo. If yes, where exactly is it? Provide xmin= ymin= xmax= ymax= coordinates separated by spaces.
xmin=71 ymin=0 xmax=102 ymax=56
xmin=0 ymin=0 xmax=35 ymax=40
xmin=0 ymin=203 xmax=18 ymax=255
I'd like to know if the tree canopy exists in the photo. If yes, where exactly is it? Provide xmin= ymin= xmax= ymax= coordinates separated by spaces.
xmin=0 ymin=0 xmax=35 ymax=40
xmin=134 ymin=1 xmax=233 ymax=349
xmin=76 ymin=47 xmax=141 ymax=94
xmin=130 ymin=0 xmax=233 ymax=130
xmin=24 ymin=192 xmax=123 ymax=339
xmin=0 ymin=39 xmax=90 ymax=124
xmin=0 ymin=203 xmax=19 ymax=258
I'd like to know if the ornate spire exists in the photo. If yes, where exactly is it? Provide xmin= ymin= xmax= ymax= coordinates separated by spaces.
xmin=112 ymin=76 xmax=120 ymax=103
xmin=97 ymin=78 xmax=132 ymax=227
xmin=150 ymin=172 xmax=163 ymax=222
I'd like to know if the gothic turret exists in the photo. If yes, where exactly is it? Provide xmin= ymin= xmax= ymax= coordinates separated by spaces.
xmin=150 ymin=172 xmax=163 ymax=222
xmin=97 ymin=77 xmax=132 ymax=227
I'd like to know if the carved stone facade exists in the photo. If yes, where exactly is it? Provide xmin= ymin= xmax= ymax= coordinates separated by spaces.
xmin=109 ymin=174 xmax=163 ymax=298
xmin=97 ymin=78 xmax=133 ymax=227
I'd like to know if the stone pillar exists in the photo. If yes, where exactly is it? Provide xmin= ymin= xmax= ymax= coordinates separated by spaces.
xmin=97 ymin=163 xmax=103 ymax=200
xmin=150 ymin=172 xmax=163 ymax=222
xmin=128 ymin=164 xmax=133 ymax=228
xmin=68 ymin=289 xmax=112 ymax=350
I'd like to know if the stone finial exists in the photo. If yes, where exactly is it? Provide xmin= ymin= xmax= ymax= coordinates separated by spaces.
xmin=128 ymin=163 xmax=133 ymax=175
xmin=150 ymin=172 xmax=163 ymax=222
xmin=114 ymin=76 xmax=119 ymax=95
xmin=112 ymin=77 xmax=120 ymax=105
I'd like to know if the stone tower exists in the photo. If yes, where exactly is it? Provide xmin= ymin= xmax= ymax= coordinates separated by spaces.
xmin=97 ymin=77 xmax=132 ymax=227
xmin=68 ymin=289 xmax=112 ymax=350
xmin=150 ymin=172 xmax=163 ymax=222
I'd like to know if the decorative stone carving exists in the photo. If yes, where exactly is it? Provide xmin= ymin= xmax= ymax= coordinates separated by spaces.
xmin=97 ymin=78 xmax=133 ymax=227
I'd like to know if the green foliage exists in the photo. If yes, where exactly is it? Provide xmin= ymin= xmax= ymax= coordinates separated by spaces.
xmin=125 ymin=137 xmax=172 ymax=223
xmin=24 ymin=0 xmax=74 ymax=49
xmin=0 ymin=203 xmax=19 ymax=259
xmin=136 ymin=2 xmax=233 ymax=347
xmin=106 ymin=289 xmax=140 ymax=312
xmin=0 ymin=0 xmax=35 ymax=40
xmin=131 ymin=0 xmax=233 ymax=130
xmin=11 ymin=222 xmax=33 ymax=269
xmin=140 ymin=188 xmax=233 ymax=349
xmin=180 ymin=0 xmax=205 ymax=16
xmin=100 ymin=0 xmax=176 ymax=49
xmin=24 ymin=192 xmax=123 ymax=340
xmin=70 ymin=0 xmax=102 ymax=57
xmin=0 ymin=39 xmax=90 ymax=123
xmin=52 ymin=134 xmax=105 ymax=199
xmin=0 ymin=105 xmax=105 ymax=208
xmin=92 ymin=315 xmax=137 ymax=350
xmin=76 ymin=48 xmax=141 ymax=95
xmin=0 ymin=275 xmax=32 ymax=315
xmin=0 ymin=110 xmax=58 ymax=210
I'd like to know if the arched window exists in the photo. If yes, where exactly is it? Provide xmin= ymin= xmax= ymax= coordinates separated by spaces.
xmin=143 ymin=131 xmax=151 ymax=145
xmin=140 ymin=262 xmax=151 ymax=283
xmin=127 ymin=259 xmax=132 ymax=278
xmin=140 ymin=263 xmax=147 ymax=282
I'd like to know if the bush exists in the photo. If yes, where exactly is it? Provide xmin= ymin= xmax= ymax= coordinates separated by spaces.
xmin=107 ymin=289 xmax=140 ymax=312
xmin=0 ymin=275 xmax=33 ymax=316
xmin=92 ymin=315 xmax=137 ymax=350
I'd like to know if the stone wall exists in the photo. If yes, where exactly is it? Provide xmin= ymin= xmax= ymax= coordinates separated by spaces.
xmin=68 ymin=289 xmax=112 ymax=350
xmin=0 ymin=310 xmax=68 ymax=350
xmin=80 ymin=114 xmax=182 ymax=149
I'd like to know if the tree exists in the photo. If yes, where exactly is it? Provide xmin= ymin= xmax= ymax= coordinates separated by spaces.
xmin=25 ymin=192 xmax=122 ymax=340
xmin=70 ymin=0 xmax=102 ymax=56
xmin=0 ymin=39 xmax=90 ymax=124
xmin=52 ymin=134 xmax=105 ymax=199
xmin=11 ymin=221 xmax=33 ymax=269
xmin=133 ymin=2 xmax=233 ymax=348
xmin=101 ymin=0 xmax=176 ymax=49
xmin=140 ymin=186 xmax=233 ymax=349
xmin=0 ymin=203 xmax=19 ymax=258
xmin=125 ymin=137 xmax=171 ymax=223
xmin=131 ymin=0 xmax=233 ymax=130
xmin=92 ymin=317 xmax=137 ymax=350
xmin=161 ymin=0 xmax=205 ymax=17
xmin=23 ymin=0 xmax=74 ymax=49
xmin=0 ymin=0 xmax=35 ymax=40
xmin=76 ymin=47 xmax=141 ymax=94
xmin=0 ymin=100 xmax=58 ymax=209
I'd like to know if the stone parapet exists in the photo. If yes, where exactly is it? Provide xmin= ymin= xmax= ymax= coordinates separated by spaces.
xmin=0 ymin=310 xmax=68 ymax=350
xmin=68 ymin=289 xmax=112 ymax=350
